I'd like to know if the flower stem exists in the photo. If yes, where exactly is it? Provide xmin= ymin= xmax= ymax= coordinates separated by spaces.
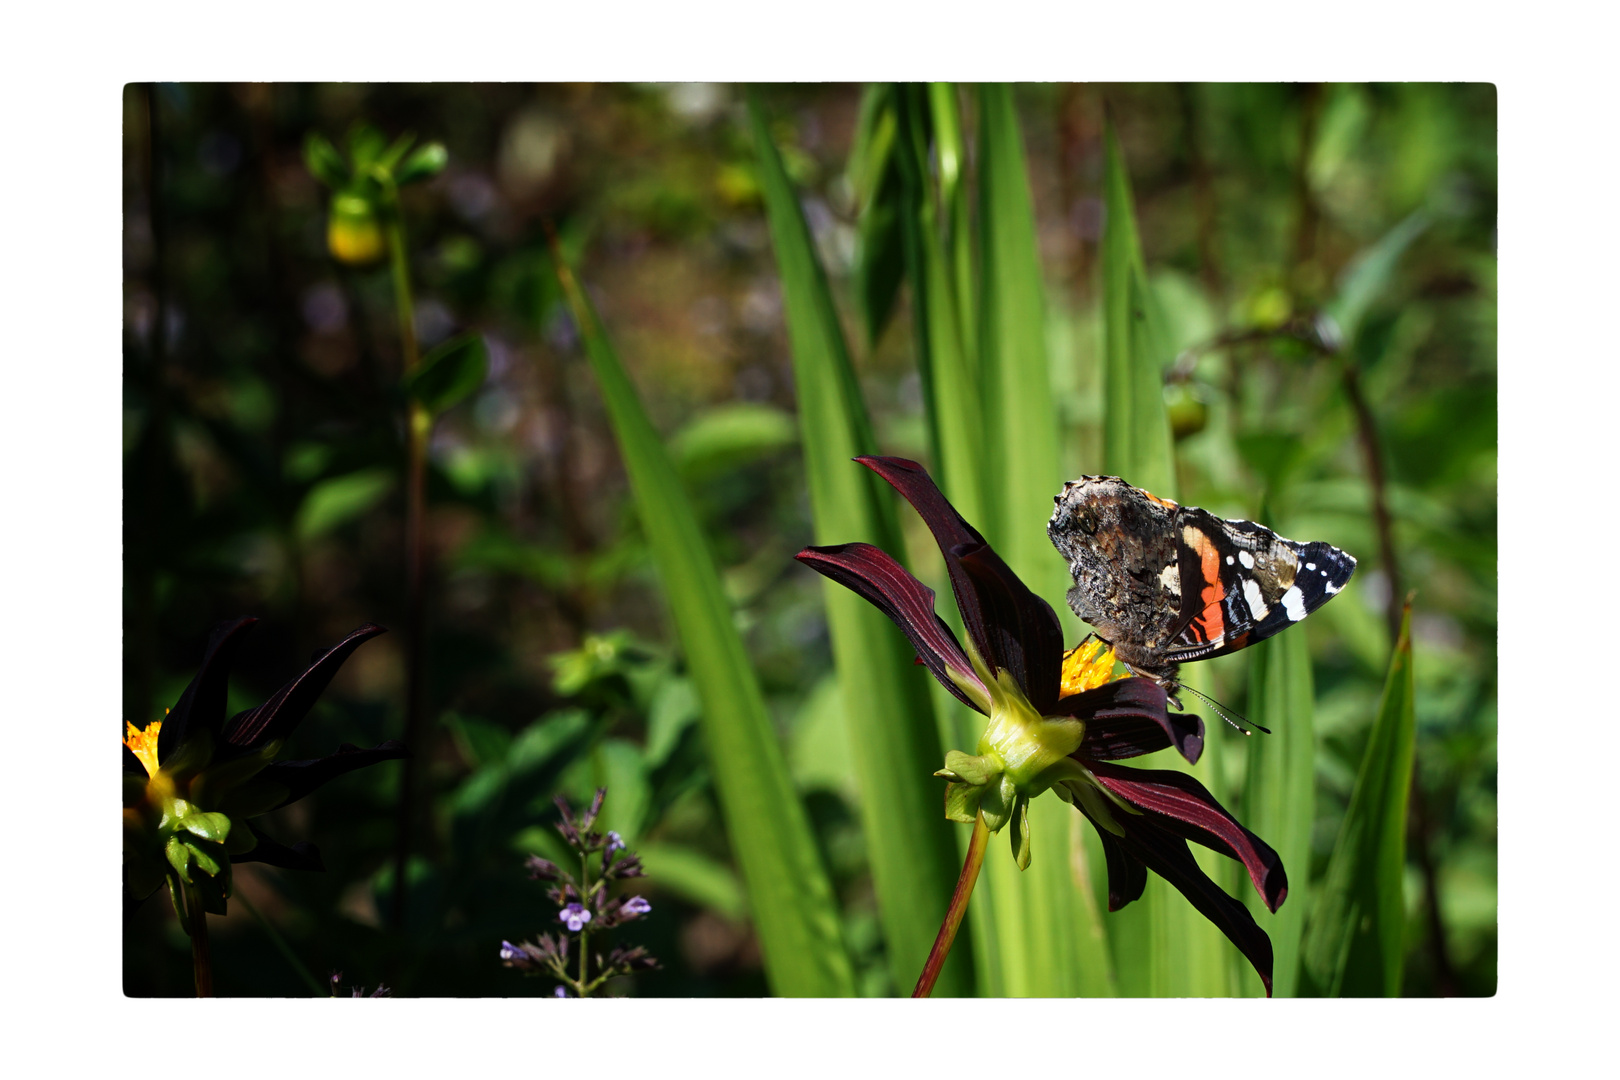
xmin=384 ymin=202 xmax=430 ymax=933
xmin=577 ymin=847 xmax=591 ymax=996
xmin=912 ymin=813 xmax=989 ymax=998
xmin=182 ymin=881 xmax=214 ymax=997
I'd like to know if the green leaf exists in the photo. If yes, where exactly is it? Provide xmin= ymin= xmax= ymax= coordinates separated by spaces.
xmin=295 ymin=468 xmax=393 ymax=542
xmin=405 ymin=333 xmax=487 ymax=416
xmin=1101 ymin=117 xmax=1177 ymax=498
xmin=555 ymin=245 xmax=855 ymax=997
xmin=346 ymin=123 xmax=387 ymax=171
xmin=849 ymin=84 xmax=906 ymax=345
xmin=1302 ymin=603 xmax=1417 ymax=996
xmin=302 ymin=132 xmax=348 ymax=189
xmin=749 ymin=91 xmax=970 ymax=998
xmin=396 ymin=142 xmax=449 ymax=186
xmin=376 ymin=130 xmax=418 ymax=173
xmin=637 ymin=842 xmax=747 ymax=922
xmin=974 ymin=82 xmax=1113 ymax=999
xmin=1241 ymin=629 xmax=1317 ymax=997
xmin=1326 ymin=211 xmax=1430 ymax=350
xmin=668 ymin=402 xmax=797 ymax=481
xmin=1097 ymin=115 xmax=1236 ymax=996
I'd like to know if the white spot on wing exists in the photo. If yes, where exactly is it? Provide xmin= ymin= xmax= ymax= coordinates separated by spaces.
xmin=1306 ymin=562 xmax=1316 ymax=571
xmin=1324 ymin=580 xmax=1340 ymax=595
xmin=1225 ymin=555 xmax=1234 ymax=565
xmin=1238 ymin=551 xmax=1255 ymax=570
xmin=1282 ymin=586 xmax=1307 ymax=622
xmin=1243 ymin=579 xmax=1269 ymax=620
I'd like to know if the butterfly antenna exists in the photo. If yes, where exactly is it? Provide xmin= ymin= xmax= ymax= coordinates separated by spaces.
xmin=1181 ymin=683 xmax=1270 ymax=736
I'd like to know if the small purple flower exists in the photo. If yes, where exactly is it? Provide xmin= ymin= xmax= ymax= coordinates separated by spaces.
xmin=604 ymin=831 xmax=624 ymax=859
xmin=620 ymin=896 xmax=651 ymax=918
xmin=558 ymin=902 xmax=593 ymax=932
xmin=554 ymin=985 xmax=569 ymax=997
xmin=499 ymin=940 xmax=523 ymax=961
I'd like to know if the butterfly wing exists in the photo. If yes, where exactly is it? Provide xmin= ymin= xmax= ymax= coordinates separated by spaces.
xmin=1165 ymin=509 xmax=1355 ymax=663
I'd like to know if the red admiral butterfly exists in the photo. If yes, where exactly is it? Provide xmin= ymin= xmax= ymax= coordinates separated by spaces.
xmin=1048 ymin=477 xmax=1355 ymax=709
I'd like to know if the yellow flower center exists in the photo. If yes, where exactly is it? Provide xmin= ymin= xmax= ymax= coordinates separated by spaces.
xmin=124 ymin=716 xmax=163 ymax=778
xmin=1059 ymin=637 xmax=1118 ymax=697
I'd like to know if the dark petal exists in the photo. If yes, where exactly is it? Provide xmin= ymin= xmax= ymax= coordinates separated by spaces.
xmin=1088 ymin=760 xmax=1287 ymax=912
xmin=1109 ymin=813 xmax=1275 ymax=996
xmin=232 ymin=831 xmax=325 ymax=872
xmin=796 ymin=542 xmax=987 ymax=712
xmin=1090 ymin=819 xmax=1148 ymax=911
xmin=955 ymin=545 xmax=1065 ymax=713
xmin=253 ymin=739 xmax=408 ymax=811
xmin=223 ymin=624 xmax=386 ymax=748
xmin=855 ymin=456 xmax=1062 ymax=704
xmin=158 ymin=617 xmax=260 ymax=760
xmin=1059 ymin=678 xmax=1205 ymax=765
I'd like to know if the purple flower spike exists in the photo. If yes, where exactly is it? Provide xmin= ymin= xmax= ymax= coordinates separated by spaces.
xmin=559 ymin=902 xmax=593 ymax=932
xmin=620 ymin=896 xmax=651 ymax=918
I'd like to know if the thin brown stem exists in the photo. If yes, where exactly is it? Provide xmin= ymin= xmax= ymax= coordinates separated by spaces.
xmin=912 ymin=814 xmax=989 ymax=998
xmin=183 ymin=882 xmax=214 ymax=997
xmin=1341 ymin=366 xmax=1404 ymax=644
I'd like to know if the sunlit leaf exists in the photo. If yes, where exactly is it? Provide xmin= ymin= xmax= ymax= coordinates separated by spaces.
xmin=750 ymin=92 xmax=969 ymax=997
xmin=556 ymin=244 xmax=855 ymax=997
xmin=295 ymin=468 xmax=393 ymax=541
xmin=1241 ymin=629 xmax=1317 ymax=997
xmin=1302 ymin=602 xmax=1416 ymax=996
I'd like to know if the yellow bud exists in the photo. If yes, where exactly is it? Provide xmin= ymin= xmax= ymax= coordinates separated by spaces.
xmin=327 ymin=193 xmax=385 ymax=265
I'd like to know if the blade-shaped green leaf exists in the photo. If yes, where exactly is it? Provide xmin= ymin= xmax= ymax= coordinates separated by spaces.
xmin=974 ymin=83 xmax=1113 ymax=997
xmin=848 ymin=84 xmax=906 ymax=347
xmin=1097 ymin=115 xmax=1237 ymax=995
xmin=555 ymin=250 xmax=854 ymax=997
xmin=1241 ymin=628 xmax=1317 ymax=997
xmin=1302 ymin=602 xmax=1416 ymax=996
xmin=749 ymin=92 xmax=972 ymax=997
xmin=1101 ymin=118 xmax=1177 ymax=498
xmin=405 ymin=332 xmax=487 ymax=416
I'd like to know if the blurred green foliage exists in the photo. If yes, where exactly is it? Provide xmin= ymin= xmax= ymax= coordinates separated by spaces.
xmin=123 ymin=83 xmax=1494 ymax=996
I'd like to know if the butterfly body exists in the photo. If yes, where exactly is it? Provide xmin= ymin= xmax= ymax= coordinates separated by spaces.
xmin=1047 ymin=476 xmax=1355 ymax=703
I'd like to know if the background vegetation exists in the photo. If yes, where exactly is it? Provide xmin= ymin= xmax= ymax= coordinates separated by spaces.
xmin=122 ymin=82 xmax=1495 ymax=997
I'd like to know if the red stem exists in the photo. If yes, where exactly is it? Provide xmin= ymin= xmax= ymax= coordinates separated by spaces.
xmin=912 ymin=814 xmax=988 ymax=998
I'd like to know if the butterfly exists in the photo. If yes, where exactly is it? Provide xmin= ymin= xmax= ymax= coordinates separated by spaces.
xmin=1048 ymin=476 xmax=1355 ymax=713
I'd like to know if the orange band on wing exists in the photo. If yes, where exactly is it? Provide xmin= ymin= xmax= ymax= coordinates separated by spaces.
xmin=1185 ymin=527 xmax=1225 ymax=643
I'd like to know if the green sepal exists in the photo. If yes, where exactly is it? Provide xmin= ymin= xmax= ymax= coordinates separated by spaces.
xmin=944 ymin=781 xmax=983 ymax=824
xmin=165 ymin=835 xmax=194 ymax=883
xmin=303 ymin=132 xmax=349 ymax=189
xmin=181 ymin=811 xmax=233 ymax=844
xmin=376 ymin=130 xmax=418 ymax=173
xmin=396 ymin=142 xmax=449 ymax=186
xmin=166 ymin=872 xmax=187 ymax=924
xmin=1010 ymin=794 xmax=1032 ymax=870
xmin=188 ymin=840 xmax=224 ymax=879
xmin=979 ymin=774 xmax=1017 ymax=834
xmin=936 ymin=750 xmax=998 ymax=787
